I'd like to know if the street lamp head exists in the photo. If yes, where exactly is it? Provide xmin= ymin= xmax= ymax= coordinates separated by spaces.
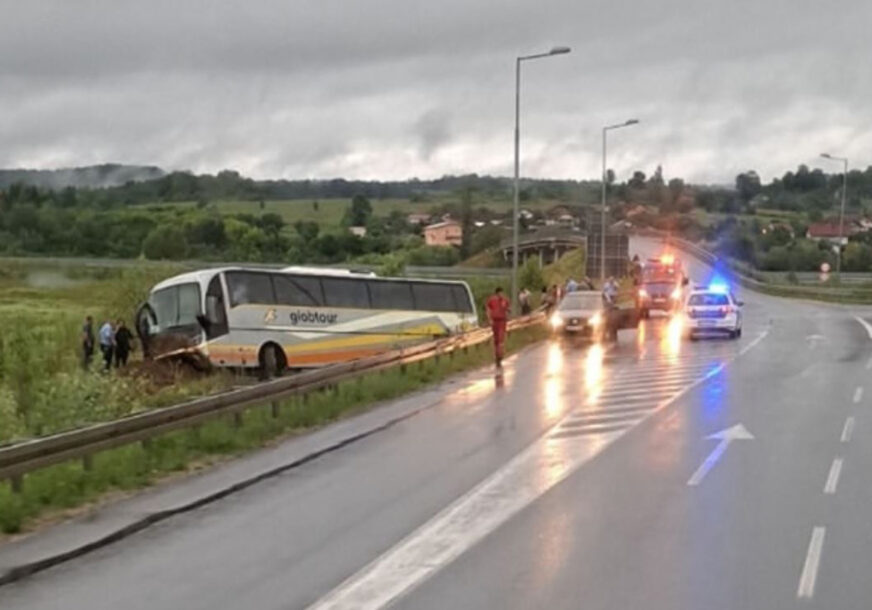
xmin=625 ymin=119 xmax=640 ymax=126
xmin=549 ymin=46 xmax=571 ymax=55
xmin=821 ymin=153 xmax=832 ymax=159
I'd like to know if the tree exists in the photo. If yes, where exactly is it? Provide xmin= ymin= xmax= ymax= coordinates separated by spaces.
xmin=735 ymin=171 xmax=762 ymax=202
xmin=346 ymin=194 xmax=372 ymax=226
xmin=294 ymin=220 xmax=319 ymax=243
xmin=605 ymin=169 xmax=616 ymax=185
xmin=629 ymin=171 xmax=646 ymax=189
xmin=459 ymin=188 xmax=475 ymax=259
xmin=143 ymin=225 xmax=189 ymax=260
xmin=519 ymin=258 xmax=544 ymax=292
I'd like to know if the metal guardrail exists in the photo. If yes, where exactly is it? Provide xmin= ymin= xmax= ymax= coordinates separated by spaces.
xmin=0 ymin=316 xmax=542 ymax=489
xmin=656 ymin=233 xmax=872 ymax=302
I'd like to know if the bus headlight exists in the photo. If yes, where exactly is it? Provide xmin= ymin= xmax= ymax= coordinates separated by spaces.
xmin=550 ymin=313 xmax=564 ymax=329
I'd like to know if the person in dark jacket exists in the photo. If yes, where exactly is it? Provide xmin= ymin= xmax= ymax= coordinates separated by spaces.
xmin=113 ymin=319 xmax=134 ymax=368
xmin=81 ymin=316 xmax=95 ymax=370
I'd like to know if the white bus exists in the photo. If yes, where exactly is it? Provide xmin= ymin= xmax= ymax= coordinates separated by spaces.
xmin=136 ymin=266 xmax=478 ymax=376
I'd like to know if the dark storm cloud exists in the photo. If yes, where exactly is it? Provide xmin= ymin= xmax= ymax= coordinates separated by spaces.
xmin=1 ymin=0 xmax=871 ymax=182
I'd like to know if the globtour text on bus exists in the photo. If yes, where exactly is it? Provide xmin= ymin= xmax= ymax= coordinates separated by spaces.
xmin=287 ymin=310 xmax=340 ymax=326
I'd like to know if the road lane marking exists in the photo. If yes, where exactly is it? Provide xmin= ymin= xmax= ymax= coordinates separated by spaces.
xmin=572 ymin=404 xmax=658 ymax=416
xmin=841 ymin=417 xmax=855 ymax=443
xmin=854 ymin=387 xmax=864 ymax=404
xmin=686 ymin=424 xmax=754 ymax=486
xmin=307 ymin=331 xmax=769 ymax=610
xmin=797 ymin=527 xmax=826 ymax=599
xmin=854 ymin=315 xmax=872 ymax=340
xmin=824 ymin=458 xmax=843 ymax=494
xmin=867 ymin=355 xmax=872 ymax=370
xmin=562 ymin=412 xmax=649 ymax=426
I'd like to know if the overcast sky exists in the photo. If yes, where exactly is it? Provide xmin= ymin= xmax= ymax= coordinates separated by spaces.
xmin=2 ymin=0 xmax=871 ymax=184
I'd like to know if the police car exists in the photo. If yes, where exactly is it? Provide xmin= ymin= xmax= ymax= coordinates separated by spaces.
xmin=683 ymin=283 xmax=743 ymax=340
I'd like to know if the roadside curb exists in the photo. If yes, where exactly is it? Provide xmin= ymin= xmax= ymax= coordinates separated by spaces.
xmin=0 ymin=340 xmax=545 ymax=587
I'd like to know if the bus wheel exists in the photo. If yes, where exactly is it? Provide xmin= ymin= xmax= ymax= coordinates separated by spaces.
xmin=259 ymin=343 xmax=286 ymax=380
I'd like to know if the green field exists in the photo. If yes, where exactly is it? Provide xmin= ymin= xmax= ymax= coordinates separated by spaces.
xmin=154 ymin=196 xmax=584 ymax=230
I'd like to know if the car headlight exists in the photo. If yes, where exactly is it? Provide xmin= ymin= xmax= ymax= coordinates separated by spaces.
xmin=589 ymin=312 xmax=603 ymax=326
xmin=638 ymin=288 xmax=649 ymax=299
xmin=550 ymin=313 xmax=564 ymax=328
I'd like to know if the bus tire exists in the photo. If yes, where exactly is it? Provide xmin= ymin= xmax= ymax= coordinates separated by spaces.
xmin=259 ymin=343 xmax=286 ymax=380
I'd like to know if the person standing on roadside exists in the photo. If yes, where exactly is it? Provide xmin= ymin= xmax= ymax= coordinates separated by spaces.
xmin=81 ymin=316 xmax=95 ymax=370
xmin=99 ymin=319 xmax=115 ymax=372
xmin=519 ymin=287 xmax=532 ymax=315
xmin=113 ymin=319 xmax=134 ymax=368
xmin=486 ymin=286 xmax=511 ymax=369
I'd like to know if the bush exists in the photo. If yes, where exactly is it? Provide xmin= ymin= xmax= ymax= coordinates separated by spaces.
xmin=143 ymin=224 xmax=189 ymax=260
xmin=406 ymin=245 xmax=460 ymax=266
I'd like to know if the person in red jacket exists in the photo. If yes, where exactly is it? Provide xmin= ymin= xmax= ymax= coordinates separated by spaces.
xmin=486 ymin=286 xmax=511 ymax=368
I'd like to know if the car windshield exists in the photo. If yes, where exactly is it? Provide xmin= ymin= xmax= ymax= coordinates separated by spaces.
xmin=559 ymin=293 xmax=601 ymax=310
xmin=688 ymin=293 xmax=729 ymax=306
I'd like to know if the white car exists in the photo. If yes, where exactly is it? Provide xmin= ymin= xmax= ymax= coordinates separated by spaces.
xmin=683 ymin=285 xmax=743 ymax=340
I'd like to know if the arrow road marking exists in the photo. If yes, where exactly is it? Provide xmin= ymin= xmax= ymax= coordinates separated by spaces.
xmin=687 ymin=424 xmax=754 ymax=486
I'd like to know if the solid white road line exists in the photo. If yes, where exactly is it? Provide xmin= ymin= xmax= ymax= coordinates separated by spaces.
xmin=853 ymin=387 xmax=864 ymax=404
xmin=797 ymin=527 xmax=826 ymax=599
xmin=841 ymin=417 xmax=855 ymax=443
xmin=824 ymin=458 xmax=843 ymax=495
xmin=854 ymin=315 xmax=872 ymax=340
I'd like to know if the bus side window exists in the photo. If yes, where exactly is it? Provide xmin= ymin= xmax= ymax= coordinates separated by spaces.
xmin=226 ymin=271 xmax=276 ymax=307
xmin=412 ymin=283 xmax=456 ymax=312
xmin=322 ymin=278 xmax=370 ymax=309
xmin=274 ymin=274 xmax=324 ymax=306
xmin=450 ymin=285 xmax=474 ymax=313
xmin=205 ymin=275 xmax=229 ymax=338
xmin=368 ymin=280 xmax=414 ymax=310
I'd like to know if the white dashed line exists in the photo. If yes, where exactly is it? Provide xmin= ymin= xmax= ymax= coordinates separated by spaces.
xmin=841 ymin=417 xmax=855 ymax=443
xmin=797 ymin=527 xmax=826 ymax=599
xmin=854 ymin=316 xmax=872 ymax=340
xmin=854 ymin=387 xmax=864 ymax=404
xmin=866 ymin=356 xmax=872 ymax=370
xmin=824 ymin=458 xmax=843 ymax=494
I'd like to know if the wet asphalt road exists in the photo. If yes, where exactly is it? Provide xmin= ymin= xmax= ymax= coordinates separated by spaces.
xmin=2 ymin=238 xmax=872 ymax=609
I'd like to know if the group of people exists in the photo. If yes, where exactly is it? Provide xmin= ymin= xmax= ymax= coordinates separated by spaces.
xmin=81 ymin=316 xmax=135 ymax=372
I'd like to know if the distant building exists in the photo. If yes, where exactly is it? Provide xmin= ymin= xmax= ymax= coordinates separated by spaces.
xmin=407 ymin=213 xmax=431 ymax=226
xmin=349 ymin=226 xmax=367 ymax=237
xmin=806 ymin=222 xmax=852 ymax=245
xmin=424 ymin=220 xmax=462 ymax=247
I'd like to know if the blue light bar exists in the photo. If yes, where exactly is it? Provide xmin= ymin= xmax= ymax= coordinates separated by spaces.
xmin=708 ymin=283 xmax=729 ymax=294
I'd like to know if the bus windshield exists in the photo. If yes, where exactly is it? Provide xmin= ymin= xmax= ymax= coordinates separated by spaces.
xmin=149 ymin=283 xmax=202 ymax=333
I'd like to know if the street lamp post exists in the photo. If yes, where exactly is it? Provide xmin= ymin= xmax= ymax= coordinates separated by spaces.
xmin=821 ymin=153 xmax=849 ymax=277
xmin=511 ymin=45 xmax=570 ymax=314
xmin=600 ymin=119 xmax=639 ymax=284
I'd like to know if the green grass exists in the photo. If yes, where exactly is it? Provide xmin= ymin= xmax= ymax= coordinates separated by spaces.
xmin=0 ymin=324 xmax=547 ymax=534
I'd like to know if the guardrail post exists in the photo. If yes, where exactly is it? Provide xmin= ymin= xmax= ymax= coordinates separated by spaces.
xmin=232 ymin=412 xmax=243 ymax=428
xmin=141 ymin=438 xmax=153 ymax=452
xmin=10 ymin=475 xmax=22 ymax=494
xmin=82 ymin=454 xmax=93 ymax=472
xmin=271 ymin=401 xmax=280 ymax=418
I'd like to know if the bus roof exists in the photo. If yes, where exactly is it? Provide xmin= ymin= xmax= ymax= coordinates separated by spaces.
xmin=150 ymin=266 xmax=471 ymax=293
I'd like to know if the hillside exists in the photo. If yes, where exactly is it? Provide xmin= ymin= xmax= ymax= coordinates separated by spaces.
xmin=0 ymin=164 xmax=165 ymax=189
